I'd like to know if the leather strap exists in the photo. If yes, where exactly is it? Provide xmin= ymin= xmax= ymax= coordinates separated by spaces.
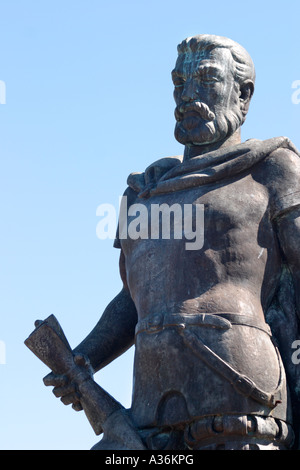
xmin=180 ymin=328 xmax=283 ymax=409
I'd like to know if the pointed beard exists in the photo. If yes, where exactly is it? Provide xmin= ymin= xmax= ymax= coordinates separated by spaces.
xmin=174 ymin=107 xmax=243 ymax=146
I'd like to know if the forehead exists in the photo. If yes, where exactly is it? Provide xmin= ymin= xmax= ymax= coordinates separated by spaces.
xmin=174 ymin=47 xmax=234 ymax=77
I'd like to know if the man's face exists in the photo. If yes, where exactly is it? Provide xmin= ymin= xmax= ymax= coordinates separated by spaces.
xmin=172 ymin=47 xmax=243 ymax=146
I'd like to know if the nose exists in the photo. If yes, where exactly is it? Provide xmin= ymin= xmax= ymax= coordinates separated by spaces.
xmin=181 ymin=80 xmax=197 ymax=102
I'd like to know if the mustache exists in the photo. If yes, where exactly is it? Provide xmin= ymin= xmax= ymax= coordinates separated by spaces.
xmin=175 ymin=101 xmax=215 ymax=122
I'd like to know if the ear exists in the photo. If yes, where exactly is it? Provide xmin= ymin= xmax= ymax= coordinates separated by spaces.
xmin=239 ymin=79 xmax=255 ymax=120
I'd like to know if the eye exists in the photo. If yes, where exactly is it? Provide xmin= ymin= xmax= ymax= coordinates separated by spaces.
xmin=195 ymin=67 xmax=223 ymax=86
xmin=172 ymin=73 xmax=185 ymax=88
xmin=173 ymin=79 xmax=185 ymax=88
xmin=197 ymin=74 xmax=219 ymax=85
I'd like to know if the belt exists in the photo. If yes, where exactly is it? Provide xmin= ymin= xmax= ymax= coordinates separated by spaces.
xmin=135 ymin=312 xmax=272 ymax=337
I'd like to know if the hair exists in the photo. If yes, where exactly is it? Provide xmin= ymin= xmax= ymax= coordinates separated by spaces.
xmin=177 ymin=34 xmax=256 ymax=86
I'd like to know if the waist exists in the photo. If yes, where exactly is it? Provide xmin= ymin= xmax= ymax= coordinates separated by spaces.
xmin=135 ymin=312 xmax=272 ymax=337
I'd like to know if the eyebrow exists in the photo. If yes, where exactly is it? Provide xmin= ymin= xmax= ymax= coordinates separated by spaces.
xmin=193 ymin=64 xmax=224 ymax=77
xmin=171 ymin=69 xmax=183 ymax=79
xmin=171 ymin=63 xmax=224 ymax=80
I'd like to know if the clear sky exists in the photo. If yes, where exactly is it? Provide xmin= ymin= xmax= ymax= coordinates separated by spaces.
xmin=0 ymin=0 xmax=299 ymax=450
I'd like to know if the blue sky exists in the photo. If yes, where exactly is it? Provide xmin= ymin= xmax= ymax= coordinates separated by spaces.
xmin=0 ymin=0 xmax=299 ymax=450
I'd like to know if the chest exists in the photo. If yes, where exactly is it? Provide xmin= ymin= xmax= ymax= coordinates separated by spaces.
xmin=120 ymin=174 xmax=270 ymax=255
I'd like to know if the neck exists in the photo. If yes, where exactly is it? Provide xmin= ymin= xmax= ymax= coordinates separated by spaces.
xmin=183 ymin=129 xmax=242 ymax=160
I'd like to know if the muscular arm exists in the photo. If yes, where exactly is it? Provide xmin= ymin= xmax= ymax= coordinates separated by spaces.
xmin=74 ymin=185 xmax=141 ymax=373
xmin=73 ymin=287 xmax=137 ymax=373
xmin=73 ymin=250 xmax=138 ymax=372
xmin=261 ymin=148 xmax=300 ymax=315
xmin=275 ymin=207 xmax=300 ymax=315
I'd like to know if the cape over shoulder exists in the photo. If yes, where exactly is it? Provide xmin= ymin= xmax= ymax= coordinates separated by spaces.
xmin=126 ymin=137 xmax=300 ymax=199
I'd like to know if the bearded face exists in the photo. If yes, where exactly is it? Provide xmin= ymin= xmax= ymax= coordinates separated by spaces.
xmin=172 ymin=47 xmax=244 ymax=146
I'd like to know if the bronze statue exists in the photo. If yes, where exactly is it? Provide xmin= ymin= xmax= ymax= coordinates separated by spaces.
xmin=26 ymin=34 xmax=300 ymax=450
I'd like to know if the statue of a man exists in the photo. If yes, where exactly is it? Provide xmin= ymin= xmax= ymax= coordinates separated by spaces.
xmin=45 ymin=34 xmax=300 ymax=450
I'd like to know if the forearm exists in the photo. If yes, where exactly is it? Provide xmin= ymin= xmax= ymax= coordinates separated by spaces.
xmin=276 ymin=208 xmax=300 ymax=315
xmin=73 ymin=287 xmax=138 ymax=372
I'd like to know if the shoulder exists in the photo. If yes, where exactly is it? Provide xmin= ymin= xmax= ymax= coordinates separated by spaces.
xmin=250 ymin=138 xmax=300 ymax=219
xmin=253 ymin=138 xmax=300 ymax=182
xmin=122 ymin=184 xmax=139 ymax=203
xmin=261 ymin=145 xmax=300 ymax=220
xmin=264 ymin=146 xmax=300 ymax=175
xmin=127 ymin=155 xmax=183 ymax=195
